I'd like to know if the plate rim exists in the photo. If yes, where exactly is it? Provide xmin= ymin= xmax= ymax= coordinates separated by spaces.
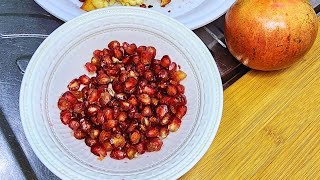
xmin=34 ymin=0 xmax=236 ymax=30
xmin=20 ymin=7 xmax=223 ymax=179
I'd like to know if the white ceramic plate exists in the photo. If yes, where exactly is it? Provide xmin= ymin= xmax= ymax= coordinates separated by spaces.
xmin=20 ymin=7 xmax=223 ymax=179
xmin=35 ymin=0 xmax=236 ymax=30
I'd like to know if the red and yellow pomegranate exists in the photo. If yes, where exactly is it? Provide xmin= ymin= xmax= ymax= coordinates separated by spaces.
xmin=225 ymin=0 xmax=318 ymax=71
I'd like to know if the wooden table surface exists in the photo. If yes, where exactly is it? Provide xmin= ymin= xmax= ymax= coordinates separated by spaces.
xmin=182 ymin=19 xmax=320 ymax=179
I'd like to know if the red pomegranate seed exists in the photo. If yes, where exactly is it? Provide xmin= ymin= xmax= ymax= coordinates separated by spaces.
xmin=135 ymin=142 xmax=146 ymax=154
xmin=103 ymin=120 xmax=118 ymax=130
xmin=160 ymin=113 xmax=171 ymax=125
xmin=128 ymin=95 xmax=139 ymax=107
xmin=74 ymin=129 xmax=86 ymax=139
xmin=146 ymin=127 xmax=160 ymax=138
xmin=71 ymin=91 xmax=83 ymax=100
xmin=68 ymin=119 xmax=80 ymax=130
xmin=85 ymin=137 xmax=98 ymax=147
xmin=96 ymin=112 xmax=105 ymax=125
xmin=99 ymin=130 xmax=112 ymax=143
xmin=167 ymin=85 xmax=177 ymax=96
xmin=176 ymin=105 xmax=187 ymax=119
xmin=103 ymin=55 xmax=113 ymax=64
xmin=99 ymin=92 xmax=112 ymax=107
xmin=113 ymin=48 xmax=123 ymax=59
xmin=91 ymin=57 xmax=101 ymax=67
xmin=142 ymin=85 xmax=156 ymax=96
xmin=124 ymin=43 xmax=137 ymax=55
xmin=176 ymin=84 xmax=185 ymax=94
xmin=112 ymin=80 xmax=123 ymax=93
xmin=156 ymin=105 xmax=168 ymax=119
xmin=87 ymin=104 xmax=100 ymax=116
xmin=127 ymin=147 xmax=138 ymax=160
xmin=160 ymin=127 xmax=169 ymax=139
xmin=169 ymin=62 xmax=177 ymax=71
xmin=117 ymin=112 xmax=127 ymax=121
xmin=149 ymin=116 xmax=159 ymax=124
xmin=97 ymin=73 xmax=110 ymax=85
xmin=91 ymin=144 xmax=107 ymax=159
xmin=142 ymin=106 xmax=152 ymax=117
xmin=89 ymin=128 xmax=100 ymax=139
xmin=127 ymin=122 xmax=138 ymax=133
xmin=146 ymin=138 xmax=163 ymax=152
xmin=58 ymin=97 xmax=73 ymax=111
xmin=88 ymin=89 xmax=100 ymax=104
xmin=160 ymin=55 xmax=171 ymax=68
xmin=153 ymin=64 xmax=162 ymax=74
xmin=60 ymin=110 xmax=72 ymax=125
xmin=85 ymin=62 xmax=97 ymax=73
xmin=93 ymin=49 xmax=103 ymax=58
xmin=130 ymin=131 xmax=141 ymax=144
xmin=68 ymin=79 xmax=80 ymax=91
xmin=136 ymin=46 xmax=146 ymax=55
xmin=103 ymin=108 xmax=114 ymax=120
xmin=151 ymin=98 xmax=159 ymax=106
xmin=80 ymin=119 xmax=92 ymax=133
xmin=63 ymin=91 xmax=78 ymax=104
xmin=102 ymin=142 xmax=113 ymax=152
xmin=139 ymin=94 xmax=151 ymax=105
xmin=146 ymin=46 xmax=156 ymax=59
xmin=105 ymin=66 xmax=120 ymax=76
xmin=108 ymin=40 xmax=120 ymax=49
xmin=110 ymin=150 xmax=126 ymax=160
xmin=168 ymin=116 xmax=181 ymax=132
xmin=110 ymin=134 xmax=126 ymax=148
xmin=136 ymin=63 xmax=146 ymax=75
xmin=140 ymin=51 xmax=153 ymax=65
xmin=158 ymin=69 xmax=169 ymax=80
xmin=144 ymin=70 xmax=154 ymax=81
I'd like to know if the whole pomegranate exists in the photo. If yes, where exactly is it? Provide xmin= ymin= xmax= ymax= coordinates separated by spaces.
xmin=225 ymin=0 xmax=318 ymax=71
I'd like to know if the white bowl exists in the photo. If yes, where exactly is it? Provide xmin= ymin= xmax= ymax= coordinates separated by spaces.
xmin=20 ymin=7 xmax=223 ymax=180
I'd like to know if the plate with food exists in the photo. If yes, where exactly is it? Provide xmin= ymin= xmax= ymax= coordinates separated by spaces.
xmin=34 ymin=0 xmax=236 ymax=29
xmin=20 ymin=7 xmax=223 ymax=179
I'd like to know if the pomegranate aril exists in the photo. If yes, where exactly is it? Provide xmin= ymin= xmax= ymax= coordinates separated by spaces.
xmin=89 ymin=128 xmax=100 ymax=139
xmin=117 ymin=112 xmax=127 ymax=121
xmin=140 ymin=51 xmax=153 ymax=65
xmin=128 ymin=95 xmax=139 ymax=107
xmin=167 ymin=85 xmax=177 ymax=96
xmin=151 ymin=98 xmax=159 ymax=106
xmin=97 ymin=73 xmax=110 ymax=85
xmin=108 ymin=40 xmax=120 ymax=49
xmin=103 ymin=108 xmax=114 ymax=120
xmin=142 ymin=106 xmax=152 ymax=117
xmin=135 ymin=142 xmax=146 ymax=154
xmin=160 ymin=114 xmax=170 ymax=125
xmin=80 ymin=119 xmax=92 ymax=133
xmin=176 ymin=84 xmax=185 ymax=94
xmin=99 ymin=130 xmax=112 ymax=143
xmin=85 ymin=62 xmax=97 ymax=73
xmin=58 ymin=97 xmax=72 ymax=111
xmin=149 ymin=116 xmax=159 ymax=124
xmin=124 ymin=43 xmax=137 ymax=55
xmin=122 ymin=56 xmax=131 ymax=64
xmin=110 ymin=134 xmax=126 ymax=148
xmin=71 ymin=91 xmax=83 ymax=100
xmin=69 ymin=119 xmax=80 ymax=130
xmin=99 ymin=92 xmax=112 ymax=107
xmin=112 ymin=80 xmax=124 ymax=93
xmin=146 ymin=127 xmax=160 ymax=138
xmin=127 ymin=123 xmax=138 ymax=133
xmin=110 ymin=150 xmax=126 ymax=160
xmin=146 ymin=138 xmax=163 ymax=152
xmin=146 ymin=46 xmax=156 ymax=59
xmin=144 ymin=70 xmax=154 ymax=81
xmin=127 ymin=147 xmax=138 ymax=160
xmin=91 ymin=144 xmax=107 ymax=159
xmin=172 ymin=70 xmax=187 ymax=82
xmin=68 ymin=79 xmax=80 ymax=91
xmin=103 ymin=142 xmax=113 ymax=152
xmin=120 ymin=101 xmax=131 ymax=111
xmin=87 ymin=104 xmax=100 ymax=116
xmin=130 ymin=131 xmax=141 ymax=144
xmin=63 ymin=91 xmax=78 ymax=104
xmin=158 ymin=69 xmax=169 ymax=80
xmin=103 ymin=55 xmax=113 ymax=64
xmin=106 ymin=66 xmax=120 ymax=76
xmin=103 ymin=120 xmax=118 ymax=130
xmin=168 ymin=116 xmax=181 ymax=132
xmin=60 ymin=110 xmax=72 ymax=125
xmin=160 ymin=127 xmax=169 ymax=139
xmin=93 ymin=49 xmax=103 ymax=58
xmin=88 ymin=89 xmax=100 ymax=104
xmin=136 ymin=46 xmax=146 ymax=55
xmin=74 ymin=129 xmax=86 ymax=139
xmin=176 ymin=105 xmax=187 ymax=119
xmin=113 ymin=48 xmax=123 ymax=59
xmin=85 ymin=137 xmax=98 ymax=147
xmin=169 ymin=62 xmax=177 ymax=71
xmin=139 ymin=94 xmax=151 ymax=105
xmin=142 ymin=85 xmax=156 ymax=96
xmin=96 ymin=112 xmax=105 ymax=125
xmin=91 ymin=57 xmax=101 ymax=67
xmin=136 ymin=63 xmax=146 ymax=75
xmin=156 ymin=105 xmax=168 ymax=119
xmin=160 ymin=55 xmax=171 ymax=68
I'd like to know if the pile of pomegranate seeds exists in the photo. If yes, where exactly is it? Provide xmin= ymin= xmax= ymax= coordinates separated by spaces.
xmin=58 ymin=40 xmax=187 ymax=160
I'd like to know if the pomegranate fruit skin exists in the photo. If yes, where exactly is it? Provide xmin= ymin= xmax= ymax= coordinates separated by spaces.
xmin=225 ymin=0 xmax=318 ymax=71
